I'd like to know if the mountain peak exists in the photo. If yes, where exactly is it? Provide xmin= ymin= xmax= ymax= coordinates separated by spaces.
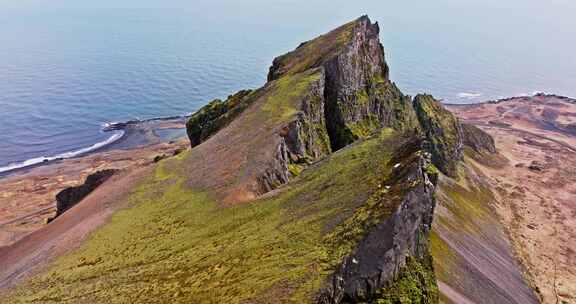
xmin=267 ymin=15 xmax=385 ymax=82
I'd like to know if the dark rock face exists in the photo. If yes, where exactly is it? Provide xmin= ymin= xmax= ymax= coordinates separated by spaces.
xmin=413 ymin=94 xmax=463 ymax=177
xmin=461 ymin=123 xmax=497 ymax=154
xmin=186 ymin=90 xmax=254 ymax=148
xmin=257 ymin=71 xmax=331 ymax=193
xmin=317 ymin=138 xmax=437 ymax=303
xmin=267 ymin=16 xmax=419 ymax=151
xmin=321 ymin=18 xmax=419 ymax=150
xmin=184 ymin=17 xmax=445 ymax=302
xmin=188 ymin=16 xmax=421 ymax=195
xmin=51 ymin=169 xmax=118 ymax=220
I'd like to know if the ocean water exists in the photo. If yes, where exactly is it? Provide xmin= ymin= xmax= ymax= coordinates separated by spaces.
xmin=1 ymin=0 xmax=575 ymax=173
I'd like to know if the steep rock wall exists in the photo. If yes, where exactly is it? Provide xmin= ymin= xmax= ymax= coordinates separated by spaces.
xmin=318 ymin=138 xmax=438 ymax=303
xmin=413 ymin=94 xmax=463 ymax=177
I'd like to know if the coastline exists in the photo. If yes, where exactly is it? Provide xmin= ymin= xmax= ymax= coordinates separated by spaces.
xmin=0 ymin=115 xmax=189 ymax=178
xmin=2 ymin=93 xmax=574 ymax=248
xmin=0 ymin=119 xmax=189 ymax=248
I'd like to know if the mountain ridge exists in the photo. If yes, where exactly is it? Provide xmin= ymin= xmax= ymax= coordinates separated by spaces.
xmin=0 ymin=16 xmax=541 ymax=304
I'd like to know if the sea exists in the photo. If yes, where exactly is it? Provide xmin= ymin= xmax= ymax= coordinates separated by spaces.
xmin=1 ymin=0 xmax=575 ymax=174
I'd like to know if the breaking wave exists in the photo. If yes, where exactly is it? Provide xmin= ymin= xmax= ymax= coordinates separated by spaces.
xmin=457 ymin=92 xmax=483 ymax=99
xmin=0 ymin=130 xmax=125 ymax=174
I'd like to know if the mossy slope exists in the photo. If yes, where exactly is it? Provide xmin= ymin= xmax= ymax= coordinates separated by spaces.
xmin=4 ymin=131 xmax=435 ymax=304
xmin=2 ymin=16 xmax=451 ymax=304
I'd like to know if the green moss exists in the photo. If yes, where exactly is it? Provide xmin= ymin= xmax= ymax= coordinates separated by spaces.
xmin=347 ymin=115 xmax=381 ymax=139
xmin=268 ymin=19 xmax=356 ymax=80
xmin=435 ymin=169 xmax=495 ymax=237
xmin=413 ymin=94 xmax=462 ymax=177
xmin=288 ymin=163 xmax=305 ymax=176
xmin=186 ymin=89 xmax=255 ymax=147
xmin=261 ymin=70 xmax=322 ymax=123
xmin=374 ymin=256 xmax=439 ymax=304
xmin=424 ymin=163 xmax=439 ymax=176
xmin=5 ymin=131 xmax=410 ymax=304
xmin=429 ymin=231 xmax=459 ymax=284
xmin=356 ymin=89 xmax=370 ymax=105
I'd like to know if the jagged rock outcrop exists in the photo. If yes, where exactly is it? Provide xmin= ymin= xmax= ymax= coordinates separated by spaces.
xmin=317 ymin=137 xmax=438 ymax=303
xmin=461 ymin=122 xmax=497 ymax=154
xmin=183 ymin=18 xmax=444 ymax=301
xmin=413 ymin=94 xmax=463 ymax=177
xmin=255 ymin=69 xmax=331 ymax=194
xmin=183 ymin=16 xmax=444 ymax=302
xmin=50 ymin=169 xmax=118 ymax=221
xmin=186 ymin=89 xmax=254 ymax=147
xmin=187 ymin=16 xmax=420 ymax=196
xmin=268 ymin=15 xmax=419 ymax=150
xmin=2 ymin=16 xmax=449 ymax=304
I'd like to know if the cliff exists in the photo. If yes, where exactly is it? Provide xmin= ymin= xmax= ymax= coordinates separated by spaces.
xmin=1 ymin=15 xmax=535 ymax=304
xmin=413 ymin=94 xmax=463 ymax=177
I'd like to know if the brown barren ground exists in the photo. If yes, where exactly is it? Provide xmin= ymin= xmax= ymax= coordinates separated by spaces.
xmin=447 ymin=94 xmax=576 ymax=304
xmin=0 ymin=140 xmax=188 ymax=248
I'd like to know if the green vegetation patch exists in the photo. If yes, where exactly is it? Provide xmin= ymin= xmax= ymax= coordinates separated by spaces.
xmin=413 ymin=94 xmax=462 ymax=177
xmin=374 ymin=256 xmax=439 ymax=304
xmin=5 ymin=131 xmax=410 ymax=304
xmin=435 ymin=166 xmax=495 ymax=237
xmin=268 ymin=20 xmax=355 ymax=80
xmin=186 ymin=89 xmax=256 ymax=147
xmin=260 ymin=69 xmax=322 ymax=123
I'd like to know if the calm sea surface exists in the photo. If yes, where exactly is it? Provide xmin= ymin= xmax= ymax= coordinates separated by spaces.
xmin=1 ymin=0 xmax=575 ymax=172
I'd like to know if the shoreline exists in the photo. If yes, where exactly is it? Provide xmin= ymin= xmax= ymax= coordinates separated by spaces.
xmin=0 ymin=127 xmax=190 ymax=248
xmin=0 ymin=116 xmax=189 ymax=179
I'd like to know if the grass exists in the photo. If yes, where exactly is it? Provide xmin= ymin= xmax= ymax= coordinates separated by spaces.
xmin=374 ymin=256 xmax=438 ymax=304
xmin=5 ymin=131 xmax=409 ymax=304
xmin=260 ymin=69 xmax=322 ymax=123
xmin=269 ymin=19 xmax=355 ymax=80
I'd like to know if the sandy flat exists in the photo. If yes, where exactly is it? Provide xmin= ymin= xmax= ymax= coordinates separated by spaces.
xmin=448 ymin=94 xmax=576 ymax=304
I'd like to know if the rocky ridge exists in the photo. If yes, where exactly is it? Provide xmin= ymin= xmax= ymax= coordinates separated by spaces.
xmin=184 ymin=15 xmax=471 ymax=303
xmin=0 ymin=15 xmax=535 ymax=304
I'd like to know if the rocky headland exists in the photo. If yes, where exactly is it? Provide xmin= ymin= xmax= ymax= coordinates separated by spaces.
xmin=0 ymin=15 xmax=571 ymax=304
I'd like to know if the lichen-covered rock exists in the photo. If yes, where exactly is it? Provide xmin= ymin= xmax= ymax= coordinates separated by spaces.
xmin=255 ymin=69 xmax=332 ymax=194
xmin=268 ymin=15 xmax=419 ymax=150
xmin=280 ymin=70 xmax=331 ymax=164
xmin=321 ymin=17 xmax=419 ymax=149
xmin=461 ymin=123 xmax=496 ymax=154
xmin=186 ymin=89 xmax=254 ymax=147
xmin=413 ymin=94 xmax=463 ymax=177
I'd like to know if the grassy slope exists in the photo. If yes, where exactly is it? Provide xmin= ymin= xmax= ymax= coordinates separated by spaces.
xmin=4 ymin=130 xmax=415 ymax=304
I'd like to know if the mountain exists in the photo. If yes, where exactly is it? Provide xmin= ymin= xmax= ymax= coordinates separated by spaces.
xmin=0 ymin=16 xmax=541 ymax=304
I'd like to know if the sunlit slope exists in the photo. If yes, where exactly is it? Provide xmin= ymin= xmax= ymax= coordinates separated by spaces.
xmin=5 ymin=131 xmax=435 ymax=303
